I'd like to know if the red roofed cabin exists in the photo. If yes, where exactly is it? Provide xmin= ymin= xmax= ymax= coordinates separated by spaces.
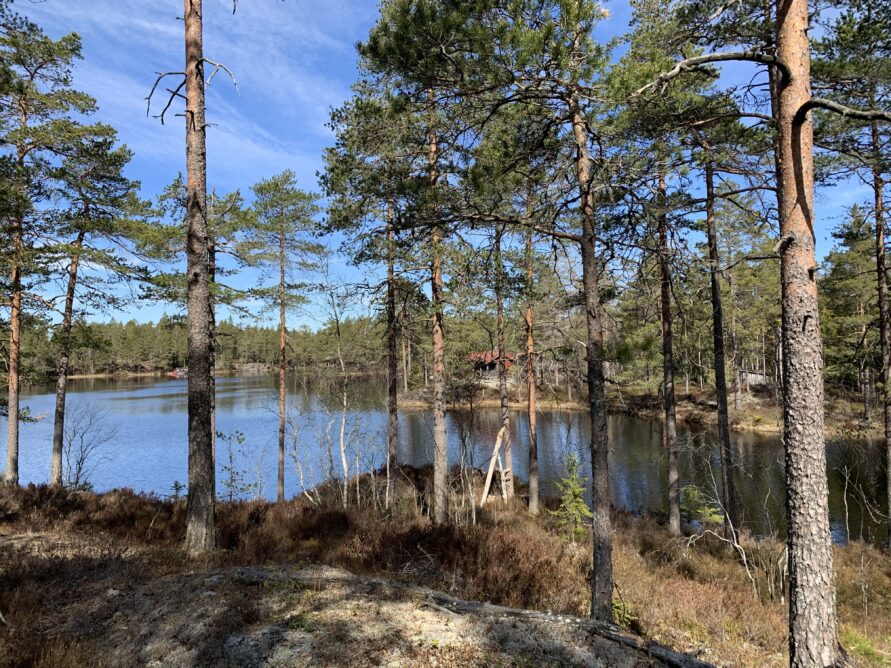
xmin=468 ymin=349 xmax=518 ymax=385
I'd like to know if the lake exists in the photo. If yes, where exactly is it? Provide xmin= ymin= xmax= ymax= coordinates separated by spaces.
xmin=11 ymin=373 xmax=889 ymax=545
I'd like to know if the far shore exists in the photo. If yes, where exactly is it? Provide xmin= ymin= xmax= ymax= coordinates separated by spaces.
xmin=399 ymin=390 xmax=882 ymax=440
xmin=34 ymin=370 xmax=882 ymax=440
xmin=66 ymin=371 xmax=166 ymax=380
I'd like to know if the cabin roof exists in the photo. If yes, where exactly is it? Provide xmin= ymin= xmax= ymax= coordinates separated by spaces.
xmin=467 ymin=350 xmax=517 ymax=365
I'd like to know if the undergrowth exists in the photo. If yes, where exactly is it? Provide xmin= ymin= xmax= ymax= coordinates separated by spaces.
xmin=1 ymin=474 xmax=889 ymax=667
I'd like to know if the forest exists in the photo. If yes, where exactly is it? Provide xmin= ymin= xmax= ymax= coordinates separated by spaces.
xmin=2 ymin=0 xmax=891 ymax=666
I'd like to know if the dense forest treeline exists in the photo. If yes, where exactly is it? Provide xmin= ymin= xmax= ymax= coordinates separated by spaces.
xmin=15 ymin=317 xmax=387 ymax=378
xmin=10 ymin=203 xmax=883 ymax=412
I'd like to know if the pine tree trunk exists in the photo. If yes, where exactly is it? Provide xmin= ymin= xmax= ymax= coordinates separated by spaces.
xmin=183 ymin=0 xmax=216 ymax=554
xmin=658 ymin=167 xmax=681 ymax=537
xmin=868 ymin=116 xmax=891 ymax=551
xmin=277 ymin=231 xmax=286 ymax=503
xmin=208 ymin=202 xmax=216 ymax=472
xmin=5 ymin=214 xmax=22 ymax=487
xmin=734 ymin=367 xmax=742 ymax=412
xmin=776 ymin=0 xmax=840 ymax=662
xmin=51 ymin=231 xmax=85 ymax=486
xmin=495 ymin=225 xmax=513 ymax=499
xmin=5 ymin=107 xmax=28 ymax=487
xmin=386 ymin=200 xmax=399 ymax=501
xmin=571 ymin=97 xmax=613 ymax=623
xmin=402 ymin=336 xmax=409 ymax=393
xmin=428 ymin=91 xmax=447 ymax=525
xmin=407 ymin=316 xmax=413 ymax=386
xmin=705 ymin=160 xmax=739 ymax=537
xmin=525 ymin=225 xmax=539 ymax=515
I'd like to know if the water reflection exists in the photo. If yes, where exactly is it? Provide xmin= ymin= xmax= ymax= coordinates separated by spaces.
xmin=12 ymin=374 xmax=889 ymax=545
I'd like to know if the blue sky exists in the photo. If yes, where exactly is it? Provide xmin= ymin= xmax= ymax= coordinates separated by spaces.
xmin=19 ymin=0 xmax=863 ymax=326
xmin=19 ymin=0 xmax=385 ymax=326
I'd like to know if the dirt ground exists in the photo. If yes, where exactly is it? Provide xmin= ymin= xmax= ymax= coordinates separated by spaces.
xmin=1 ymin=531 xmax=708 ymax=668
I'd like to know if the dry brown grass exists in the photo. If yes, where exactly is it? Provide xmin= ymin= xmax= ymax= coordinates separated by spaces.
xmin=1 ymin=479 xmax=890 ymax=667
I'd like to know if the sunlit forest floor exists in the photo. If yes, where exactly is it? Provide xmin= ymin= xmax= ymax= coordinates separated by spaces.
xmin=1 ymin=471 xmax=889 ymax=667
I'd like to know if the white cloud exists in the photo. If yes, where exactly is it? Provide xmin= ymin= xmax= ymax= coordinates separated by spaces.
xmin=19 ymin=0 xmax=378 ymax=193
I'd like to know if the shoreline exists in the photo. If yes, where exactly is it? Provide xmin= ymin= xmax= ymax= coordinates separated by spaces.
xmin=40 ymin=372 xmax=881 ymax=439
xmin=399 ymin=393 xmax=882 ymax=439
xmin=66 ymin=371 xmax=166 ymax=380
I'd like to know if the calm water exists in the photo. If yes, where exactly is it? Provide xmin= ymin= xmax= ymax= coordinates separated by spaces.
xmin=11 ymin=374 xmax=889 ymax=544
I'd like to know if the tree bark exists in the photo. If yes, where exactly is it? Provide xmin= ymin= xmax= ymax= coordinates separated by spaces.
xmin=402 ymin=335 xmax=409 ymax=393
xmin=704 ymin=160 xmax=739 ymax=537
xmin=5 ymin=104 xmax=28 ymax=487
xmin=183 ymin=0 xmax=216 ymax=554
xmin=570 ymin=96 xmax=613 ymax=622
xmin=428 ymin=91 xmax=447 ymax=525
xmin=386 ymin=199 xmax=399 ymax=503
xmin=658 ymin=167 xmax=681 ymax=537
xmin=525 ymin=225 xmax=539 ymax=515
xmin=871 ymin=118 xmax=891 ymax=551
xmin=775 ymin=0 xmax=839 ymax=663
xmin=208 ymin=196 xmax=216 ymax=472
xmin=277 ymin=230 xmax=286 ymax=503
xmin=495 ymin=224 xmax=513 ymax=499
xmin=51 ymin=231 xmax=85 ymax=486
xmin=5 ymin=211 xmax=22 ymax=487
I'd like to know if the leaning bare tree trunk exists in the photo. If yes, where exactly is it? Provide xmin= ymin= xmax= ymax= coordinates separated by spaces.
xmin=776 ymin=0 xmax=839 ymax=662
xmin=277 ymin=231 xmax=286 ymax=502
xmin=871 ymin=118 xmax=891 ymax=551
xmin=704 ymin=161 xmax=738 ymax=538
xmin=658 ymin=167 xmax=681 ymax=537
xmin=51 ymin=231 xmax=86 ymax=486
xmin=386 ymin=200 xmax=399 ymax=507
xmin=495 ymin=224 xmax=513 ymax=499
xmin=184 ymin=0 xmax=216 ymax=554
xmin=571 ymin=97 xmax=613 ymax=623
xmin=525 ymin=225 xmax=539 ymax=515
xmin=428 ymin=91 xmax=448 ymax=525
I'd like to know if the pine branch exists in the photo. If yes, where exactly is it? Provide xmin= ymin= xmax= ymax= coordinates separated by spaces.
xmin=202 ymin=58 xmax=239 ymax=94
xmin=796 ymin=97 xmax=891 ymax=124
xmin=146 ymin=71 xmax=186 ymax=124
xmin=634 ymin=51 xmax=792 ymax=96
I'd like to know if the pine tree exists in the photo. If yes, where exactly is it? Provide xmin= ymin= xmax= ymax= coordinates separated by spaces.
xmin=551 ymin=452 xmax=593 ymax=544
xmin=359 ymin=0 xmax=482 ymax=525
xmin=322 ymin=83 xmax=418 ymax=501
xmin=50 ymin=131 xmax=140 ymax=486
xmin=1 ymin=18 xmax=98 ymax=485
xmin=248 ymin=170 xmax=321 ymax=503
xmin=813 ymin=0 xmax=891 ymax=551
